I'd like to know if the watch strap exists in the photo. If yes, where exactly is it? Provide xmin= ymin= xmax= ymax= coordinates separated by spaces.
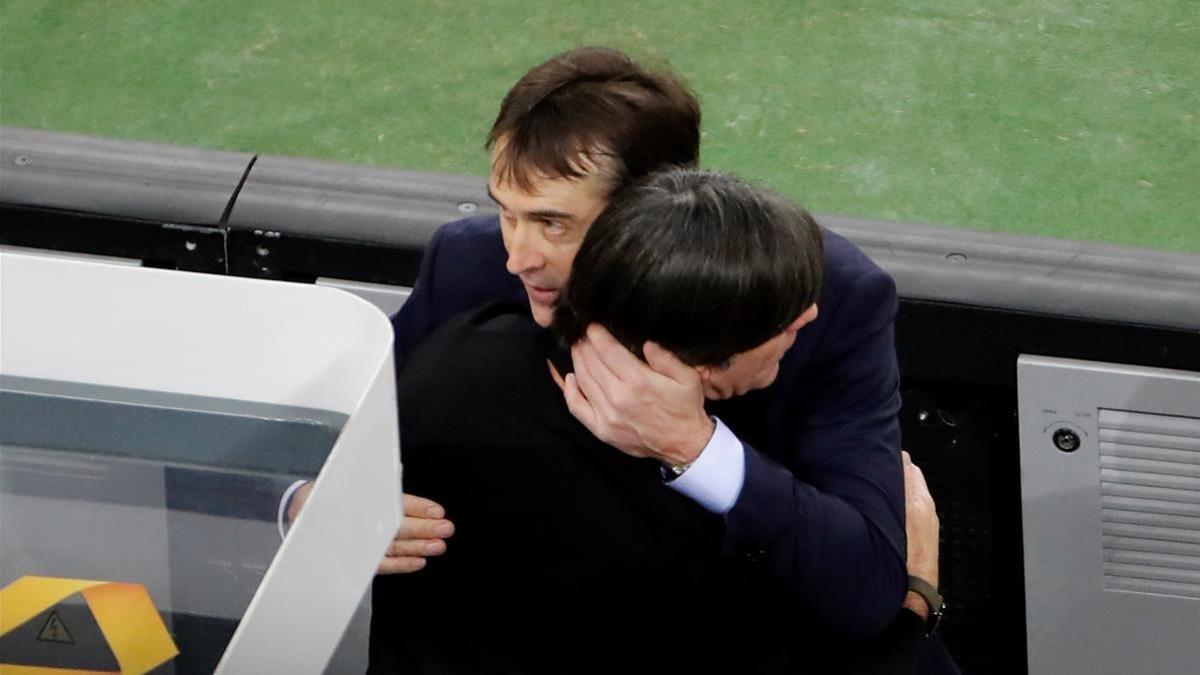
xmin=907 ymin=575 xmax=945 ymax=636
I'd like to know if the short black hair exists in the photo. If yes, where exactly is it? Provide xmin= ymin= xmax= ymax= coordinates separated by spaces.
xmin=552 ymin=168 xmax=824 ymax=366
xmin=487 ymin=46 xmax=700 ymax=196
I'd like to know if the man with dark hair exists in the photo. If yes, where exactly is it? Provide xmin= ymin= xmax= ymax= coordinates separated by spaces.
xmin=382 ymin=44 xmax=936 ymax=636
xmin=486 ymin=46 xmax=700 ymax=200
xmin=550 ymin=169 xmax=824 ymax=367
xmin=391 ymin=46 xmax=701 ymax=342
xmin=372 ymin=168 xmax=933 ymax=673
xmin=331 ymin=46 xmax=956 ymax=670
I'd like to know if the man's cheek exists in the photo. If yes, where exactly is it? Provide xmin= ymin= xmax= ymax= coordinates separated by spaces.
xmin=760 ymin=362 xmax=782 ymax=388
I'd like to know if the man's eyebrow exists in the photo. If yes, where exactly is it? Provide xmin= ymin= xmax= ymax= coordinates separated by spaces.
xmin=487 ymin=188 xmax=576 ymax=222
xmin=527 ymin=208 xmax=574 ymax=221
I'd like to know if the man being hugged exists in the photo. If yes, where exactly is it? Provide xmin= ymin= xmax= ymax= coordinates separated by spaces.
xmin=384 ymin=46 xmax=918 ymax=640
xmin=375 ymin=168 xmax=933 ymax=673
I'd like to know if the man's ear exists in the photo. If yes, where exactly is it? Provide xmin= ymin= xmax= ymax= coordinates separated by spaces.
xmin=694 ymin=364 xmax=726 ymax=400
xmin=791 ymin=303 xmax=819 ymax=332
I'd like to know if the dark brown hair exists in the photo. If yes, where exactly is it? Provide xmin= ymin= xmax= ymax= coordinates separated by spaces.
xmin=487 ymin=47 xmax=701 ymax=195
xmin=552 ymin=168 xmax=824 ymax=367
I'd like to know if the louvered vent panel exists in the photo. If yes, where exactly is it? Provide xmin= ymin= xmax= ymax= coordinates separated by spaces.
xmin=1099 ymin=409 xmax=1200 ymax=600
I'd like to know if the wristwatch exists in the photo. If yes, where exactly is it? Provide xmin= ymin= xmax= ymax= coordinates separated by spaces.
xmin=907 ymin=575 xmax=946 ymax=637
xmin=660 ymin=460 xmax=693 ymax=482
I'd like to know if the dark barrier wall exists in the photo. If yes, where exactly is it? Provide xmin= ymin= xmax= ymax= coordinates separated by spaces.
xmin=3 ymin=127 xmax=1199 ymax=674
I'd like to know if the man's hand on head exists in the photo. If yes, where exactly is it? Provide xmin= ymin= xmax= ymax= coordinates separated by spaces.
xmin=561 ymin=324 xmax=715 ymax=466
xmin=378 ymin=494 xmax=456 ymax=574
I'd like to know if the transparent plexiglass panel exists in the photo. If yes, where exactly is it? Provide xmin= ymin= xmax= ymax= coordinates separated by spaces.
xmin=0 ymin=376 xmax=343 ymax=673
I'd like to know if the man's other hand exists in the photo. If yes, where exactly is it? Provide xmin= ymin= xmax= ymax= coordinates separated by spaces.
xmin=562 ymin=324 xmax=714 ymax=466
xmin=378 ymin=494 xmax=455 ymax=574
xmin=902 ymin=451 xmax=940 ymax=620
xmin=287 ymin=484 xmax=453 ymax=574
xmin=285 ymin=480 xmax=314 ymax=526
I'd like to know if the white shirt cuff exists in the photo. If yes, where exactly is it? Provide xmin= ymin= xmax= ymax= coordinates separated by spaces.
xmin=277 ymin=479 xmax=310 ymax=540
xmin=665 ymin=417 xmax=745 ymax=514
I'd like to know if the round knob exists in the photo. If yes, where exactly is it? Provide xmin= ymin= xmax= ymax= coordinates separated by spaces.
xmin=1052 ymin=428 xmax=1081 ymax=453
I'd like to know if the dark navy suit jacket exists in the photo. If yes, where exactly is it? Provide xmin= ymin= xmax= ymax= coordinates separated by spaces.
xmin=391 ymin=214 xmax=907 ymax=639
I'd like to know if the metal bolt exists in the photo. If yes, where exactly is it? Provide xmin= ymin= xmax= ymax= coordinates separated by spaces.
xmin=945 ymin=252 xmax=967 ymax=263
xmin=184 ymin=241 xmax=198 ymax=252
xmin=256 ymin=246 xmax=270 ymax=257
xmin=458 ymin=201 xmax=478 ymax=214
xmin=13 ymin=155 xmax=33 ymax=166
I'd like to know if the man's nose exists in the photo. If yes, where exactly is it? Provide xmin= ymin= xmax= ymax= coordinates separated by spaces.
xmin=505 ymin=223 xmax=545 ymax=275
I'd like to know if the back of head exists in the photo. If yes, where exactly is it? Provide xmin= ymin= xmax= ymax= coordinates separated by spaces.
xmin=488 ymin=47 xmax=700 ymax=195
xmin=553 ymin=168 xmax=824 ymax=366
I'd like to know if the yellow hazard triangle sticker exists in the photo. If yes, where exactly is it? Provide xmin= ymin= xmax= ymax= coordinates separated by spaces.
xmin=0 ymin=575 xmax=179 ymax=674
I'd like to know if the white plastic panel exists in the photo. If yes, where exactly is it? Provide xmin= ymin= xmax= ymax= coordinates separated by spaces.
xmin=0 ymin=251 xmax=386 ymax=413
xmin=1018 ymin=355 xmax=1200 ymax=675
xmin=0 ymin=252 xmax=402 ymax=673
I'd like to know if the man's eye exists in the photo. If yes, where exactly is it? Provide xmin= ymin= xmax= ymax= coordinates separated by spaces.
xmin=543 ymin=220 xmax=566 ymax=234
